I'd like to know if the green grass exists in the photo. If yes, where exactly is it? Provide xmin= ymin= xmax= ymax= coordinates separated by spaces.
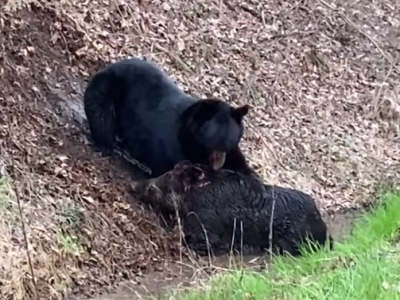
xmin=170 ymin=191 xmax=400 ymax=300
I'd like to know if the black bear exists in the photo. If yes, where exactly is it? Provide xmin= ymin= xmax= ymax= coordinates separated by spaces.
xmin=130 ymin=161 xmax=333 ymax=257
xmin=83 ymin=58 xmax=251 ymax=177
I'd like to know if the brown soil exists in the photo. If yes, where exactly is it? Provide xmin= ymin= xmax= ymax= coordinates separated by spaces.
xmin=1 ymin=6 xmax=183 ymax=300
xmin=0 ymin=0 xmax=399 ymax=299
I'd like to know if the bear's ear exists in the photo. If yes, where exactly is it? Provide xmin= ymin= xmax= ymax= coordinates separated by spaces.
xmin=231 ymin=105 xmax=250 ymax=122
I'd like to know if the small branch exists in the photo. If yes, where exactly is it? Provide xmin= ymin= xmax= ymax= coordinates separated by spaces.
xmin=319 ymin=0 xmax=400 ymax=73
xmin=113 ymin=148 xmax=152 ymax=174
xmin=6 ymin=116 xmax=40 ymax=300
xmin=268 ymin=187 xmax=276 ymax=260
xmin=153 ymin=43 xmax=194 ymax=74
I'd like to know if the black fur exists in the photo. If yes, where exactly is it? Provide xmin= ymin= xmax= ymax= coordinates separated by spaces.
xmin=83 ymin=58 xmax=251 ymax=177
xmin=130 ymin=161 xmax=333 ymax=257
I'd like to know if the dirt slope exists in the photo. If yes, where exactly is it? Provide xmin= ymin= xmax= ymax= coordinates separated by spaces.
xmin=0 ymin=5 xmax=182 ymax=300
xmin=1 ymin=0 xmax=400 ymax=299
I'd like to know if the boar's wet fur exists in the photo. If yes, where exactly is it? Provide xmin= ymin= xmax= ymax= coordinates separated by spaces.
xmin=130 ymin=161 xmax=333 ymax=257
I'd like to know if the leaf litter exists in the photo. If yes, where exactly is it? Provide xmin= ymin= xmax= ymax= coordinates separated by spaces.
xmin=1 ymin=0 xmax=400 ymax=299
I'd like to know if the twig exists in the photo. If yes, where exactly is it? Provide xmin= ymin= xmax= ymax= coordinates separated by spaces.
xmin=268 ymin=186 xmax=276 ymax=261
xmin=246 ymin=120 xmax=286 ymax=169
xmin=6 ymin=116 xmax=40 ymax=300
xmin=187 ymin=211 xmax=213 ymax=267
xmin=240 ymin=220 xmax=244 ymax=265
xmin=113 ymin=148 xmax=152 ymax=174
xmin=153 ymin=43 xmax=194 ymax=74
xmin=229 ymin=218 xmax=237 ymax=256
xmin=372 ymin=65 xmax=393 ymax=118
xmin=218 ymin=0 xmax=223 ymax=19
xmin=172 ymin=193 xmax=184 ymax=275
xmin=318 ymin=0 xmax=400 ymax=73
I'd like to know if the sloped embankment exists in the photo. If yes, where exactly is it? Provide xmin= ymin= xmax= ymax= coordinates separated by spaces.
xmin=1 ymin=0 xmax=400 ymax=299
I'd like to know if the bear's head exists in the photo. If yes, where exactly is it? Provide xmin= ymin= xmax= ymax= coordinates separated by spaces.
xmin=179 ymin=99 xmax=249 ymax=171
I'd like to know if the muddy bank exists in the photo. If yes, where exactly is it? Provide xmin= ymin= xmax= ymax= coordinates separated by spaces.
xmin=52 ymin=76 xmax=362 ymax=300
xmin=76 ymin=206 xmax=361 ymax=300
xmin=2 ymin=0 xmax=398 ymax=298
xmin=0 ymin=7 xmax=184 ymax=300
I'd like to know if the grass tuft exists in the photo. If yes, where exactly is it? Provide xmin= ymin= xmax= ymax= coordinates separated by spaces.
xmin=168 ymin=191 xmax=400 ymax=300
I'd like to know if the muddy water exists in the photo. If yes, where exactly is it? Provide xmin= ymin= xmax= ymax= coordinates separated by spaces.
xmin=52 ymin=86 xmax=361 ymax=300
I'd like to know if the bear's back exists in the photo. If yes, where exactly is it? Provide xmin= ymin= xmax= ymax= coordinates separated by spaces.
xmin=109 ymin=58 xmax=197 ymax=176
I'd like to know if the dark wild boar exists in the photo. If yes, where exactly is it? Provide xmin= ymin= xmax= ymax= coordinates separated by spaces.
xmin=130 ymin=161 xmax=333 ymax=257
